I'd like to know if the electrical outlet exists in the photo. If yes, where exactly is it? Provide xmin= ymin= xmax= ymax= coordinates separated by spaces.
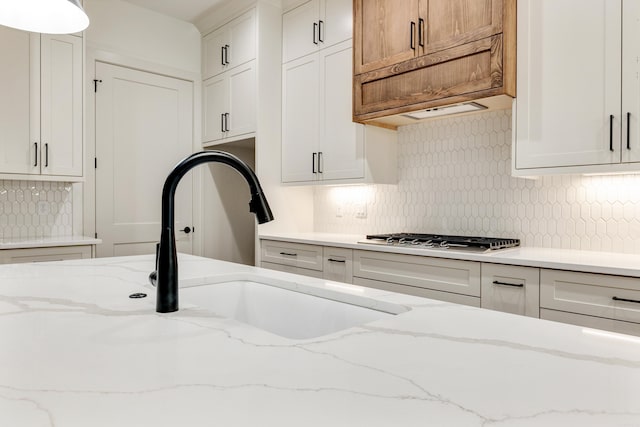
xmin=355 ymin=203 xmax=367 ymax=219
xmin=37 ymin=201 xmax=50 ymax=216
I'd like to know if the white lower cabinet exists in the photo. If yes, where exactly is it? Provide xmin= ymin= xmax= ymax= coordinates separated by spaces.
xmin=353 ymin=250 xmax=481 ymax=306
xmin=540 ymin=269 xmax=640 ymax=336
xmin=0 ymin=246 xmax=93 ymax=264
xmin=260 ymin=240 xmax=353 ymax=282
xmin=481 ymin=264 xmax=540 ymax=318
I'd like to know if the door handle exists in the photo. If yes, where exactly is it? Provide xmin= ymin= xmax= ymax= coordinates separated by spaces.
xmin=318 ymin=20 xmax=324 ymax=43
xmin=492 ymin=280 xmax=524 ymax=288
xmin=318 ymin=151 xmax=323 ymax=173
xmin=45 ymin=143 xmax=49 ymax=167
xmin=610 ymin=114 xmax=614 ymax=152
xmin=627 ymin=112 xmax=631 ymax=150
xmin=313 ymin=22 xmax=318 ymax=44
xmin=221 ymin=45 xmax=225 ymax=66
xmin=224 ymin=113 xmax=230 ymax=132
xmin=418 ymin=18 xmax=425 ymax=47
xmin=34 ymin=142 xmax=38 ymax=167
xmin=410 ymin=21 xmax=416 ymax=50
xmin=224 ymin=44 xmax=229 ymax=65
xmin=312 ymin=152 xmax=317 ymax=173
xmin=180 ymin=227 xmax=193 ymax=234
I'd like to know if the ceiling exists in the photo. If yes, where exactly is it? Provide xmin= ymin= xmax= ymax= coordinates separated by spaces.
xmin=122 ymin=0 xmax=227 ymax=22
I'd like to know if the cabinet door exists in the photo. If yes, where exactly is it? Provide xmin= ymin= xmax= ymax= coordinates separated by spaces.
xmin=227 ymin=62 xmax=256 ymax=139
xmin=323 ymin=246 xmax=353 ymax=283
xmin=226 ymin=9 xmax=256 ymax=69
xmin=319 ymin=41 xmax=364 ymax=180
xmin=423 ymin=0 xmax=503 ymax=54
xmin=203 ymin=74 xmax=228 ymax=144
xmin=41 ymin=34 xmax=83 ymax=177
xmin=283 ymin=0 xmax=319 ymax=63
xmin=515 ymin=0 xmax=622 ymax=170
xmin=319 ymin=0 xmax=353 ymax=49
xmin=0 ymin=28 xmax=39 ymax=175
xmin=481 ymin=264 xmax=539 ymax=318
xmin=622 ymin=0 xmax=640 ymax=163
xmin=282 ymin=54 xmax=319 ymax=183
xmin=354 ymin=0 xmax=418 ymax=74
xmin=202 ymin=26 xmax=227 ymax=80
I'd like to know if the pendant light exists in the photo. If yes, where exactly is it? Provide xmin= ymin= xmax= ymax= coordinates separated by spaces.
xmin=0 ymin=0 xmax=89 ymax=34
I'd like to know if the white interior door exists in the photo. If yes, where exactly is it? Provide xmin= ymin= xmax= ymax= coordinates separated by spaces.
xmin=95 ymin=62 xmax=194 ymax=257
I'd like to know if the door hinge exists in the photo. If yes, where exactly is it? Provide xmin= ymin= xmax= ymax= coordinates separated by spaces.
xmin=93 ymin=79 xmax=102 ymax=93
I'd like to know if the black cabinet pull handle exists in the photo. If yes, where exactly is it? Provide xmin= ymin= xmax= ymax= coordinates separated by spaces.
xmin=34 ymin=142 xmax=38 ymax=167
xmin=418 ymin=18 xmax=425 ymax=47
xmin=612 ymin=296 xmax=640 ymax=304
xmin=318 ymin=151 xmax=323 ymax=173
xmin=610 ymin=114 xmax=614 ymax=152
xmin=318 ymin=20 xmax=324 ymax=42
xmin=410 ymin=21 xmax=416 ymax=50
xmin=328 ymin=258 xmax=345 ymax=263
xmin=313 ymin=22 xmax=318 ymax=44
xmin=280 ymin=252 xmax=297 ymax=257
xmin=224 ymin=44 xmax=229 ymax=65
xmin=224 ymin=113 xmax=230 ymax=132
xmin=312 ymin=152 xmax=317 ymax=173
xmin=221 ymin=45 xmax=225 ymax=66
xmin=492 ymin=280 xmax=524 ymax=288
xmin=221 ymin=113 xmax=225 ymax=133
xmin=45 ymin=143 xmax=48 ymax=167
xmin=627 ymin=112 xmax=631 ymax=150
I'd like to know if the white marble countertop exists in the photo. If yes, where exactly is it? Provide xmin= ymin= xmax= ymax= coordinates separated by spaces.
xmin=260 ymin=232 xmax=640 ymax=278
xmin=1 ymin=254 xmax=639 ymax=426
xmin=0 ymin=235 xmax=101 ymax=250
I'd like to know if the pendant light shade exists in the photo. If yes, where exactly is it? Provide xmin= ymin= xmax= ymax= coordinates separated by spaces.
xmin=0 ymin=0 xmax=89 ymax=34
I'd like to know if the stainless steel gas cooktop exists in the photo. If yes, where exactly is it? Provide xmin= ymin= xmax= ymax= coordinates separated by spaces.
xmin=358 ymin=233 xmax=520 ymax=253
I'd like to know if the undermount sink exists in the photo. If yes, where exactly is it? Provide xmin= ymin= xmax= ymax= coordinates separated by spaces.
xmin=179 ymin=274 xmax=408 ymax=339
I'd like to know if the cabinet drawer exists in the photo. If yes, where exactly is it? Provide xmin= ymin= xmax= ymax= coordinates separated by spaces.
xmin=540 ymin=309 xmax=640 ymax=338
xmin=0 ymin=245 xmax=93 ymax=264
xmin=323 ymin=246 xmax=353 ymax=283
xmin=353 ymin=277 xmax=480 ymax=308
xmin=260 ymin=240 xmax=323 ymax=271
xmin=260 ymin=261 xmax=324 ymax=279
xmin=353 ymin=250 xmax=480 ymax=297
xmin=540 ymin=269 xmax=640 ymax=324
xmin=481 ymin=263 xmax=540 ymax=318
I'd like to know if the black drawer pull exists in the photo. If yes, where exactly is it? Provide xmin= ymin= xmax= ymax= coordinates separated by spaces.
xmin=612 ymin=296 xmax=640 ymax=304
xmin=328 ymin=258 xmax=345 ymax=263
xmin=410 ymin=21 xmax=416 ymax=50
xmin=492 ymin=280 xmax=524 ymax=288
xmin=610 ymin=114 xmax=614 ymax=152
xmin=279 ymin=252 xmax=297 ymax=257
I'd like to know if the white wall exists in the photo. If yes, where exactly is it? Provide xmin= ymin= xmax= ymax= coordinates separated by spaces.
xmin=314 ymin=110 xmax=640 ymax=254
xmin=84 ymin=0 xmax=201 ymax=74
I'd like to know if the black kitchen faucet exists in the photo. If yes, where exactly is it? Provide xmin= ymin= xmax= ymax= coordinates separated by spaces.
xmin=149 ymin=150 xmax=274 ymax=313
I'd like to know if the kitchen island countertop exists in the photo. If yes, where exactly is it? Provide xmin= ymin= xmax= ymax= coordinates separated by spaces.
xmin=1 ymin=254 xmax=639 ymax=426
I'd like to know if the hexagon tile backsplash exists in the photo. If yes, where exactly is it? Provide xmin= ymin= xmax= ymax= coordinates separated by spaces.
xmin=314 ymin=110 xmax=640 ymax=254
xmin=0 ymin=180 xmax=73 ymax=240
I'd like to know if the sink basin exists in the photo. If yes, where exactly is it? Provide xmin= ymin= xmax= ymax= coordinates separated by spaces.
xmin=180 ymin=274 xmax=408 ymax=339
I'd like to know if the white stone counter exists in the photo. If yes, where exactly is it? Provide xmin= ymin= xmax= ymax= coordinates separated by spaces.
xmin=260 ymin=232 xmax=640 ymax=278
xmin=1 ymin=254 xmax=639 ymax=426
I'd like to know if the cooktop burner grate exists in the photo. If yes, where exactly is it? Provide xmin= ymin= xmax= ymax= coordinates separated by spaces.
xmin=362 ymin=233 xmax=520 ymax=251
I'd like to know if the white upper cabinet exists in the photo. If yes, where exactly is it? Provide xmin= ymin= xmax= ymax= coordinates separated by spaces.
xmin=514 ymin=0 xmax=640 ymax=175
xmin=203 ymin=61 xmax=256 ymax=144
xmin=0 ymin=28 xmax=82 ymax=179
xmin=202 ymin=8 xmax=258 ymax=146
xmin=281 ymin=0 xmax=396 ymax=185
xmin=282 ymin=0 xmax=353 ymax=63
xmin=203 ymin=9 xmax=256 ymax=80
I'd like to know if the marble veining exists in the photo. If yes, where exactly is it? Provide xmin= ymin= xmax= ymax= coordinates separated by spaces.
xmin=1 ymin=254 xmax=639 ymax=426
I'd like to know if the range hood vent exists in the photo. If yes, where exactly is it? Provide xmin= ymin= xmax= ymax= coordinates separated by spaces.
xmin=402 ymin=102 xmax=487 ymax=120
